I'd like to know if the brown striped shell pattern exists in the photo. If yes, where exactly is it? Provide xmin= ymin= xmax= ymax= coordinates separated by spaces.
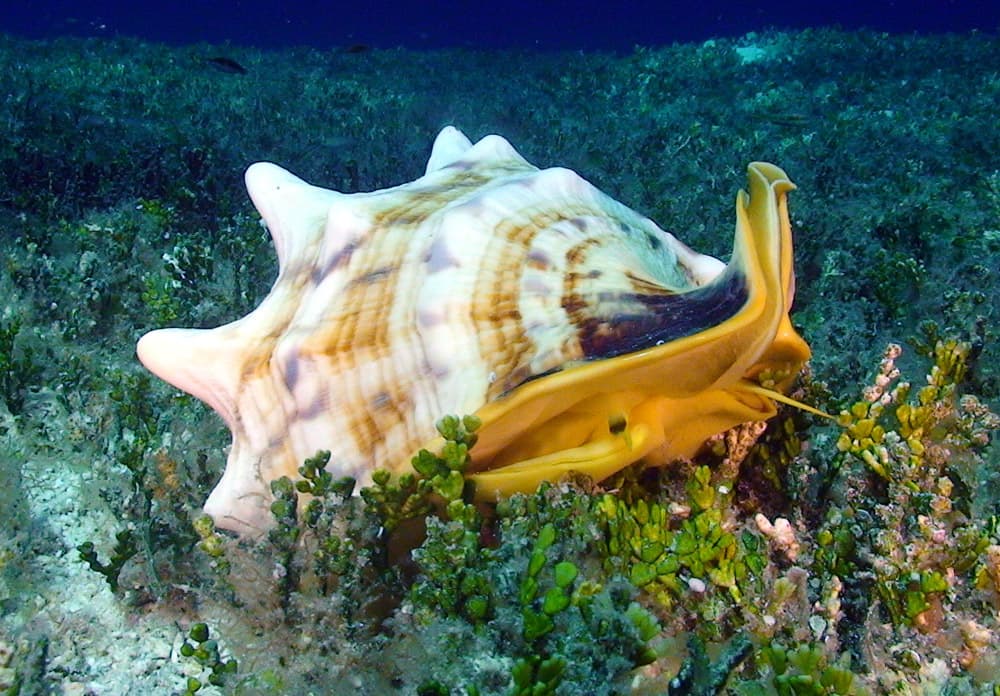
xmin=137 ymin=126 xmax=812 ymax=534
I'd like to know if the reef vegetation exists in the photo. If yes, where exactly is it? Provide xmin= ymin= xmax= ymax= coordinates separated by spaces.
xmin=0 ymin=27 xmax=998 ymax=694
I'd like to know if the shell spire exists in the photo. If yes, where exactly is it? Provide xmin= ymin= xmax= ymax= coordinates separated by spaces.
xmin=244 ymin=162 xmax=342 ymax=270
xmin=424 ymin=125 xmax=473 ymax=173
xmin=136 ymin=327 xmax=242 ymax=429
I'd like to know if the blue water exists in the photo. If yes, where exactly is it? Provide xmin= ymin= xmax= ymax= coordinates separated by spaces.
xmin=2 ymin=0 xmax=998 ymax=49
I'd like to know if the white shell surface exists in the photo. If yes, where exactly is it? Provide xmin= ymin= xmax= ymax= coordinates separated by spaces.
xmin=137 ymin=127 xmax=725 ymax=534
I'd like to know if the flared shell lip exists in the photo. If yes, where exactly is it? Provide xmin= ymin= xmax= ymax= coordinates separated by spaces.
xmin=438 ymin=161 xmax=806 ymax=486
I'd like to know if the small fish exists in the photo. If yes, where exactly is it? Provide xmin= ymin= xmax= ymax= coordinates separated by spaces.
xmin=206 ymin=56 xmax=248 ymax=75
xmin=762 ymin=112 xmax=808 ymax=128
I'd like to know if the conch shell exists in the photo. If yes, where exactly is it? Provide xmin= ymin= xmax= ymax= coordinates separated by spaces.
xmin=137 ymin=127 xmax=810 ymax=534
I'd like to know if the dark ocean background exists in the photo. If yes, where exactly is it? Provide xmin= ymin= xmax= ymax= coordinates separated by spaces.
xmin=1 ymin=1 xmax=1000 ymax=694
xmin=3 ymin=0 xmax=999 ymax=49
